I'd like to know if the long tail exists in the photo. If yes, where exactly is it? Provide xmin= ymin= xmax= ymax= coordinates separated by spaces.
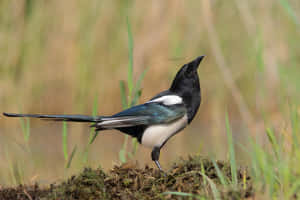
xmin=3 ymin=112 xmax=149 ymax=131
xmin=3 ymin=112 xmax=100 ymax=122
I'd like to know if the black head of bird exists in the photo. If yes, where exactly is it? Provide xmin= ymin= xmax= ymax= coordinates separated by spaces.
xmin=3 ymin=55 xmax=205 ymax=172
xmin=169 ymin=56 xmax=203 ymax=123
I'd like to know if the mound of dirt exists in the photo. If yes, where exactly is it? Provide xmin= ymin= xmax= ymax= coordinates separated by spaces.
xmin=0 ymin=156 xmax=253 ymax=200
xmin=0 ymin=184 xmax=49 ymax=200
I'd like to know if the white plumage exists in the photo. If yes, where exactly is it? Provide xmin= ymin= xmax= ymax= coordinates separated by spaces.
xmin=148 ymin=95 xmax=183 ymax=106
xmin=141 ymin=114 xmax=188 ymax=148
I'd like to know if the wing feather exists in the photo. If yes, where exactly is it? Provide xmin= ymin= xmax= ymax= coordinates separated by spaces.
xmin=92 ymin=102 xmax=186 ymax=130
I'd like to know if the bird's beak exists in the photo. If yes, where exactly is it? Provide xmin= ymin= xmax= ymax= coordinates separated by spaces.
xmin=187 ymin=55 xmax=205 ymax=71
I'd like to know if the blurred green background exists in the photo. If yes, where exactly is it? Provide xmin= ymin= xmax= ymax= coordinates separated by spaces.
xmin=0 ymin=0 xmax=299 ymax=185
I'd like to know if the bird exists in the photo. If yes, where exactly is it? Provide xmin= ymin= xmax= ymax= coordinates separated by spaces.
xmin=3 ymin=55 xmax=205 ymax=171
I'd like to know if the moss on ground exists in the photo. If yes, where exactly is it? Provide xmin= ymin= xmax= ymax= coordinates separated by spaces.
xmin=0 ymin=156 xmax=253 ymax=200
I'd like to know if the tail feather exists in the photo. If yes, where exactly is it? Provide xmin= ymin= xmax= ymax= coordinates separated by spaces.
xmin=3 ymin=112 xmax=150 ymax=131
xmin=3 ymin=112 xmax=100 ymax=122
xmin=91 ymin=116 xmax=150 ymax=131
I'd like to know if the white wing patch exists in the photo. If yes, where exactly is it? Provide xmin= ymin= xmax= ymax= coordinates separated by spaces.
xmin=148 ymin=95 xmax=183 ymax=106
xmin=95 ymin=116 xmax=149 ymax=128
xmin=141 ymin=114 xmax=188 ymax=148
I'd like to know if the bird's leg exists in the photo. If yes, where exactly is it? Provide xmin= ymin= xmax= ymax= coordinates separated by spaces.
xmin=151 ymin=147 xmax=163 ymax=171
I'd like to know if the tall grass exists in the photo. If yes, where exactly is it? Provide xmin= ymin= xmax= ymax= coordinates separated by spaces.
xmin=62 ymin=121 xmax=77 ymax=169
xmin=82 ymin=94 xmax=99 ymax=164
xmin=118 ymin=18 xmax=147 ymax=163
xmin=85 ymin=17 xmax=147 ymax=163
xmin=19 ymin=118 xmax=30 ymax=146
xmin=225 ymin=113 xmax=238 ymax=186
xmin=2 ymin=117 xmax=32 ymax=185
xmin=248 ymin=106 xmax=300 ymax=199
xmin=164 ymin=106 xmax=300 ymax=198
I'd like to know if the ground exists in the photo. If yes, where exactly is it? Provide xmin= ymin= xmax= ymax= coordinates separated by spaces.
xmin=0 ymin=156 xmax=253 ymax=200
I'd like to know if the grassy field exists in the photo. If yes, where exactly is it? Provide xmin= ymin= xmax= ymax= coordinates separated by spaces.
xmin=0 ymin=0 xmax=300 ymax=199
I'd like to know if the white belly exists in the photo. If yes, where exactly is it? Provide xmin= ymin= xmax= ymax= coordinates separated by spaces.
xmin=141 ymin=114 xmax=188 ymax=148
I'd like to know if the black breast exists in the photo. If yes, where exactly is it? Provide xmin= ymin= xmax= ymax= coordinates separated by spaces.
xmin=117 ymin=126 xmax=147 ymax=143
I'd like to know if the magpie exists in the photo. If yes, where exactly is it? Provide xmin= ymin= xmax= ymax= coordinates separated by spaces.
xmin=3 ymin=56 xmax=204 ymax=171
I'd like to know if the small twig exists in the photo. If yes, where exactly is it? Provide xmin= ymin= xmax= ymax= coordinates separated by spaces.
xmin=23 ymin=188 xmax=33 ymax=200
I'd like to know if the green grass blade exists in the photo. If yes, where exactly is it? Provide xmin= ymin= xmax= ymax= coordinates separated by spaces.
xmin=66 ymin=145 xmax=77 ymax=169
xmin=199 ymin=172 xmax=221 ymax=200
xmin=118 ymin=18 xmax=137 ymax=164
xmin=242 ymin=168 xmax=247 ymax=190
xmin=277 ymin=0 xmax=299 ymax=26
xmin=131 ymin=67 xmax=148 ymax=106
xmin=4 ymin=149 xmax=16 ymax=185
xmin=83 ymin=94 xmax=99 ymax=163
xmin=119 ymin=80 xmax=128 ymax=108
xmin=211 ymin=159 xmax=227 ymax=186
xmin=135 ymin=67 xmax=148 ymax=91
xmin=19 ymin=118 xmax=31 ymax=143
xmin=290 ymin=105 xmax=299 ymax=151
xmin=88 ymin=94 xmax=100 ymax=145
xmin=62 ymin=121 xmax=68 ymax=161
xmin=118 ymin=18 xmax=145 ymax=164
xmin=201 ymin=161 xmax=207 ymax=186
xmin=163 ymin=191 xmax=203 ymax=199
xmin=119 ymin=149 xmax=126 ymax=163
xmin=266 ymin=128 xmax=279 ymax=159
xmin=131 ymin=89 xmax=142 ymax=107
xmin=225 ymin=112 xmax=238 ymax=187
xmin=128 ymin=138 xmax=139 ymax=158
xmin=250 ymin=138 xmax=279 ymax=195
xmin=25 ymin=118 xmax=30 ymax=142
xmin=127 ymin=17 xmax=134 ymax=100
xmin=92 ymin=93 xmax=99 ymax=116
xmin=12 ymin=161 xmax=23 ymax=185
xmin=88 ymin=128 xmax=97 ymax=145
xmin=89 ymin=131 xmax=99 ymax=145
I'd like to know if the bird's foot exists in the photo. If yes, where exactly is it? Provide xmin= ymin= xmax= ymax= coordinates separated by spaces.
xmin=155 ymin=160 xmax=167 ymax=177
xmin=155 ymin=160 xmax=163 ymax=171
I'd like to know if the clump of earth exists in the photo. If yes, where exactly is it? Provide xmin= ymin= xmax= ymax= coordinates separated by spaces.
xmin=0 ymin=156 xmax=253 ymax=200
